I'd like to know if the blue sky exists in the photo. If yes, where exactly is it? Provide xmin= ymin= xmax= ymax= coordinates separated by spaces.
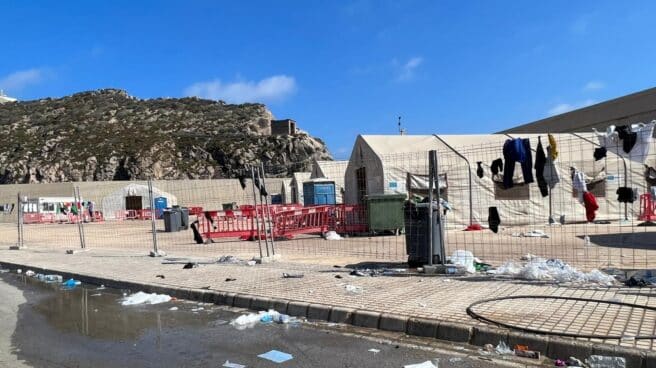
xmin=3 ymin=1 xmax=656 ymax=159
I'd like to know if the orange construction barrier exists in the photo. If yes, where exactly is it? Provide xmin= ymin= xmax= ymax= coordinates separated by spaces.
xmin=639 ymin=194 xmax=656 ymax=221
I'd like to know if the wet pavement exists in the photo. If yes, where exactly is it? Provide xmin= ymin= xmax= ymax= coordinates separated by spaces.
xmin=1 ymin=273 xmax=545 ymax=367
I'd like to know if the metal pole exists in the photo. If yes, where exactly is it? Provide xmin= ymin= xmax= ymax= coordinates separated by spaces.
xmin=260 ymin=163 xmax=276 ymax=256
xmin=432 ymin=135 xmax=473 ymax=225
xmin=76 ymin=187 xmax=87 ymax=249
xmin=148 ymin=179 xmax=159 ymax=255
xmin=250 ymin=167 xmax=264 ymax=258
xmin=427 ymin=151 xmax=434 ymax=266
xmin=431 ymin=150 xmax=446 ymax=265
xmin=73 ymin=186 xmax=85 ymax=249
xmin=256 ymin=168 xmax=271 ymax=257
xmin=16 ymin=192 xmax=24 ymax=249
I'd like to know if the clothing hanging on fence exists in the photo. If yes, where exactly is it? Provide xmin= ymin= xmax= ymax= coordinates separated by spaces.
xmin=238 ymin=174 xmax=247 ymax=190
xmin=490 ymin=158 xmax=503 ymax=176
xmin=583 ymin=192 xmax=599 ymax=222
xmin=572 ymin=169 xmax=587 ymax=202
xmin=593 ymin=147 xmax=607 ymax=161
xmin=502 ymin=138 xmax=534 ymax=189
xmin=543 ymin=146 xmax=560 ymax=188
xmin=548 ymin=134 xmax=558 ymax=160
xmin=534 ymin=137 xmax=548 ymax=197
xmin=651 ymin=186 xmax=656 ymax=201
xmin=594 ymin=122 xmax=655 ymax=162
xmin=488 ymin=206 xmax=500 ymax=233
xmin=253 ymin=173 xmax=268 ymax=196
xmin=616 ymin=187 xmax=635 ymax=203
xmin=646 ymin=165 xmax=656 ymax=185
xmin=476 ymin=162 xmax=484 ymax=178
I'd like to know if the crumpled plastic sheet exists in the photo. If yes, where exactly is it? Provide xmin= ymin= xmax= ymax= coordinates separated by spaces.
xmin=324 ymin=231 xmax=342 ymax=240
xmin=121 ymin=291 xmax=172 ymax=305
xmin=492 ymin=258 xmax=615 ymax=285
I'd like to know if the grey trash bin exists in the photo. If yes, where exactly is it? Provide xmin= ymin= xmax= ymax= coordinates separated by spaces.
xmin=163 ymin=210 xmax=182 ymax=233
xmin=179 ymin=207 xmax=189 ymax=230
xmin=404 ymin=202 xmax=444 ymax=267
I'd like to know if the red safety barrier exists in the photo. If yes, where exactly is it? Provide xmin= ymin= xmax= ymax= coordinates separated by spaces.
xmin=639 ymin=194 xmax=656 ymax=221
xmin=272 ymin=206 xmax=331 ymax=239
xmin=188 ymin=207 xmax=203 ymax=216
xmin=332 ymin=204 xmax=369 ymax=234
xmin=199 ymin=210 xmax=259 ymax=240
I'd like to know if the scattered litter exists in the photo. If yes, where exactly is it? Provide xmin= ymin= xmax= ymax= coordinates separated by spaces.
xmin=25 ymin=270 xmax=35 ymax=277
xmin=258 ymin=350 xmax=293 ymax=364
xmin=514 ymin=348 xmax=539 ymax=359
xmin=554 ymin=359 xmax=566 ymax=367
xmin=37 ymin=274 xmax=63 ymax=283
xmin=344 ymin=284 xmax=363 ymax=294
xmin=246 ymin=260 xmax=257 ymax=266
xmin=624 ymin=276 xmax=649 ymax=287
xmin=169 ymin=307 xmax=179 ymax=311
xmin=121 ymin=291 xmax=171 ymax=306
xmin=567 ymin=357 xmax=584 ymax=366
xmin=218 ymin=255 xmax=241 ymax=264
xmin=183 ymin=262 xmax=198 ymax=269
xmin=449 ymin=357 xmax=462 ymax=362
xmin=334 ymin=275 xmax=343 ymax=279
xmin=483 ymin=344 xmax=494 ymax=352
xmin=419 ymin=302 xmax=427 ymax=308
xmin=494 ymin=341 xmax=513 ymax=355
xmin=225 ymin=278 xmax=237 ymax=282
xmin=155 ymin=274 xmax=165 ymax=279
xmin=403 ymin=361 xmax=438 ymax=368
xmin=520 ymin=253 xmax=537 ymax=261
xmin=512 ymin=230 xmax=549 ymax=238
xmin=491 ymin=258 xmax=616 ymax=285
xmin=62 ymin=279 xmax=82 ymax=289
xmin=324 ymin=231 xmax=342 ymax=240
xmin=350 ymin=270 xmax=366 ymax=277
xmin=191 ymin=307 xmax=205 ymax=312
xmin=282 ymin=273 xmax=304 ymax=279
xmin=0 ymin=269 xmax=9 ymax=273
xmin=90 ymin=293 xmax=102 ymax=297
xmin=368 ymin=348 xmax=380 ymax=354
xmin=333 ymin=265 xmax=342 ymax=268
xmin=449 ymin=250 xmax=476 ymax=273
xmin=222 ymin=361 xmax=246 ymax=368
xmin=16 ymin=269 xmax=22 ymax=274
xmin=231 ymin=310 xmax=295 ymax=330
xmin=586 ymin=355 xmax=626 ymax=368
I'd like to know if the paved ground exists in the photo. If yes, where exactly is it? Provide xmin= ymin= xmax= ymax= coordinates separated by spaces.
xmin=2 ymin=274 xmax=543 ymax=368
xmin=1 ymin=219 xmax=655 ymax=270
xmin=1 ymin=247 xmax=656 ymax=354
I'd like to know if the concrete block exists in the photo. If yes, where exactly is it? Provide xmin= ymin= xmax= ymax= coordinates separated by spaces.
xmin=223 ymin=293 xmax=236 ymax=306
xmin=271 ymin=299 xmax=289 ymax=314
xmin=200 ymin=291 xmax=214 ymax=303
xmin=250 ymin=297 xmax=273 ymax=311
xmin=353 ymin=310 xmax=381 ymax=328
xmin=379 ymin=314 xmax=408 ymax=332
xmin=592 ymin=344 xmax=642 ymax=368
xmin=547 ymin=338 xmax=593 ymax=361
xmin=329 ymin=307 xmax=355 ymax=324
xmin=436 ymin=321 xmax=471 ymax=343
xmin=287 ymin=301 xmax=309 ymax=317
xmin=188 ymin=289 xmax=205 ymax=302
xmin=471 ymin=325 xmax=508 ymax=347
xmin=232 ymin=294 xmax=252 ymax=309
xmin=307 ymin=304 xmax=331 ymax=321
xmin=407 ymin=318 xmax=438 ymax=338
xmin=641 ymin=350 xmax=656 ymax=368
xmin=507 ymin=331 xmax=549 ymax=354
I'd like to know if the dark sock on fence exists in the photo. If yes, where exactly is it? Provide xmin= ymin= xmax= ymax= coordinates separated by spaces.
xmin=476 ymin=162 xmax=484 ymax=178
xmin=488 ymin=207 xmax=500 ymax=233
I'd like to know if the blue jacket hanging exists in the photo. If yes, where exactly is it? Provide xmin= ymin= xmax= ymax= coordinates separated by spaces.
xmin=502 ymin=138 xmax=534 ymax=189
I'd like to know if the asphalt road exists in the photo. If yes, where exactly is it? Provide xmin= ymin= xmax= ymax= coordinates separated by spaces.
xmin=0 ymin=272 xmax=544 ymax=367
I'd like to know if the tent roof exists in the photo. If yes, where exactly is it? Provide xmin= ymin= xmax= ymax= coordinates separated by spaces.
xmin=292 ymin=172 xmax=311 ymax=183
xmin=359 ymin=135 xmax=440 ymax=156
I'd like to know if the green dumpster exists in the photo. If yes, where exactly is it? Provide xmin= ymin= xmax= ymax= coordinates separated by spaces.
xmin=365 ymin=193 xmax=406 ymax=235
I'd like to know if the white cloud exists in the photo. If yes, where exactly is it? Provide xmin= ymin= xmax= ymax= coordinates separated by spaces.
xmin=184 ymin=75 xmax=297 ymax=103
xmin=0 ymin=68 xmax=47 ymax=93
xmin=395 ymin=57 xmax=424 ymax=81
xmin=547 ymin=99 xmax=596 ymax=116
xmin=583 ymin=80 xmax=605 ymax=91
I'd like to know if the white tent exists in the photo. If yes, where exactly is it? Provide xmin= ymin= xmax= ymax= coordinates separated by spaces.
xmin=102 ymin=183 xmax=177 ymax=219
xmin=344 ymin=133 xmax=656 ymax=228
xmin=310 ymin=160 xmax=348 ymax=203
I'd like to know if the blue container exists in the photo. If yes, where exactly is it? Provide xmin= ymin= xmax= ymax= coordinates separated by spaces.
xmin=154 ymin=197 xmax=168 ymax=219
xmin=303 ymin=181 xmax=336 ymax=206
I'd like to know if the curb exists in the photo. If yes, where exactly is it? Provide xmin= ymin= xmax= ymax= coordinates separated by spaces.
xmin=0 ymin=260 xmax=648 ymax=366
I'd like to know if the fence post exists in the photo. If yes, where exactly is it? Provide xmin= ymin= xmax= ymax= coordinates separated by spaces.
xmin=71 ymin=186 xmax=87 ymax=251
xmin=148 ymin=179 xmax=164 ymax=257
xmin=260 ymin=163 xmax=276 ymax=256
xmin=431 ymin=150 xmax=446 ymax=264
xmin=427 ymin=151 xmax=434 ymax=266
xmin=250 ymin=166 xmax=265 ymax=258
xmin=76 ymin=186 xmax=87 ymax=249
xmin=11 ymin=192 xmax=24 ymax=250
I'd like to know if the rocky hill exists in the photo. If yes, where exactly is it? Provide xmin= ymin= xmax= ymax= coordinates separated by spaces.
xmin=0 ymin=89 xmax=332 ymax=183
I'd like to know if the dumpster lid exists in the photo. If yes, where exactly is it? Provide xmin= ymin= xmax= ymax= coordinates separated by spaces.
xmin=365 ymin=193 xmax=407 ymax=200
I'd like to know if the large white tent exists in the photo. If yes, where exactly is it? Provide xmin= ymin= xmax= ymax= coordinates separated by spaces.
xmin=102 ymin=183 xmax=177 ymax=219
xmin=289 ymin=172 xmax=311 ymax=204
xmin=344 ymin=133 xmax=656 ymax=229
xmin=310 ymin=160 xmax=348 ymax=203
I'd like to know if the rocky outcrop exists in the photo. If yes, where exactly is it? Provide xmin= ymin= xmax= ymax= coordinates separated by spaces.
xmin=0 ymin=89 xmax=332 ymax=183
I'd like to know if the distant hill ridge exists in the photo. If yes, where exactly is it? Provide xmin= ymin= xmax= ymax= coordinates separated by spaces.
xmin=0 ymin=89 xmax=332 ymax=183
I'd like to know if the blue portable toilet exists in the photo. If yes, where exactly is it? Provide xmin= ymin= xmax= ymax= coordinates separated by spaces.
xmin=154 ymin=197 xmax=168 ymax=219
xmin=303 ymin=180 xmax=336 ymax=206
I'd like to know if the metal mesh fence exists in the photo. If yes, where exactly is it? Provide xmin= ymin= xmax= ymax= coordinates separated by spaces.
xmin=1 ymin=131 xmax=655 ymax=271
